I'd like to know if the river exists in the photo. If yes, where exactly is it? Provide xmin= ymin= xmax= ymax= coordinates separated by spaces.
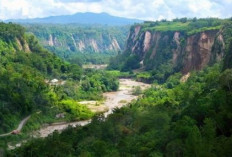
xmin=35 ymin=79 xmax=150 ymax=138
xmin=7 ymin=79 xmax=150 ymax=149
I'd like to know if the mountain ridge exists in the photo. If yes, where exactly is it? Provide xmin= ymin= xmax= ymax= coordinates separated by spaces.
xmin=5 ymin=12 xmax=143 ymax=25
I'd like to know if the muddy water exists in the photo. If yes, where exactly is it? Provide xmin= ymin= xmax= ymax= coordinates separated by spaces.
xmin=35 ymin=79 xmax=150 ymax=138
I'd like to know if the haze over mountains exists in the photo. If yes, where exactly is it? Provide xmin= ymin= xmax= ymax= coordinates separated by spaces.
xmin=5 ymin=12 xmax=143 ymax=25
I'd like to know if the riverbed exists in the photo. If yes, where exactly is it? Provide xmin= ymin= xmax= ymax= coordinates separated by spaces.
xmin=35 ymin=79 xmax=150 ymax=138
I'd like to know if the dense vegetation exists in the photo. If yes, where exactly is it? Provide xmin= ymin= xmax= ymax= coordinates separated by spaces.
xmin=24 ymin=24 xmax=129 ymax=64
xmin=6 ymin=17 xmax=232 ymax=157
xmin=108 ymin=51 xmax=141 ymax=72
xmin=0 ymin=22 xmax=119 ymax=136
xmin=9 ymin=63 xmax=232 ymax=157
xmin=1 ymin=17 xmax=232 ymax=156
xmin=142 ymin=17 xmax=224 ymax=35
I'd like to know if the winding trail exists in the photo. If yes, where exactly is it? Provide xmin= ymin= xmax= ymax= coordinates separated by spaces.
xmin=0 ymin=116 xmax=31 ymax=137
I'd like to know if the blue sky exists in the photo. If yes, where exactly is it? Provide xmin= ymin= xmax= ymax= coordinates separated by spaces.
xmin=0 ymin=0 xmax=232 ymax=20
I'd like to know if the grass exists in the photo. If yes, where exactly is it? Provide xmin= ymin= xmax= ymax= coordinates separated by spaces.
xmin=106 ymin=70 xmax=133 ymax=78
xmin=187 ymin=25 xmax=221 ymax=35
xmin=142 ymin=22 xmax=189 ymax=32
xmin=119 ymin=100 xmax=127 ymax=103
xmin=141 ymin=22 xmax=221 ymax=36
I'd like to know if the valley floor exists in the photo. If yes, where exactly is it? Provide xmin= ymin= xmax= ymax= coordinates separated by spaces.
xmin=32 ymin=79 xmax=150 ymax=138
xmin=6 ymin=78 xmax=150 ymax=149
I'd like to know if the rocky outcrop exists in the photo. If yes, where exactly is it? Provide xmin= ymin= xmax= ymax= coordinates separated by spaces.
xmin=182 ymin=30 xmax=218 ymax=73
xmin=78 ymin=40 xmax=85 ymax=51
xmin=48 ymin=34 xmax=54 ymax=46
xmin=90 ymin=39 xmax=99 ymax=52
xmin=15 ymin=38 xmax=31 ymax=53
xmin=109 ymin=39 xmax=120 ymax=51
xmin=125 ymin=26 xmax=225 ymax=74
xmin=43 ymin=34 xmax=122 ymax=53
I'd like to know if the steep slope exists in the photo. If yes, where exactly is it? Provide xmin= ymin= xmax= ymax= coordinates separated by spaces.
xmin=23 ymin=24 xmax=130 ymax=63
xmin=6 ymin=12 xmax=142 ymax=25
xmin=109 ymin=18 xmax=231 ymax=82
xmin=0 ymin=22 xmax=81 ymax=134
xmin=127 ymin=27 xmax=223 ymax=73
xmin=0 ymin=22 xmax=119 ymax=136
xmin=222 ymin=22 xmax=232 ymax=69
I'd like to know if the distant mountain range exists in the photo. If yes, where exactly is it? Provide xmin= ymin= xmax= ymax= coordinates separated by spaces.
xmin=5 ymin=12 xmax=143 ymax=25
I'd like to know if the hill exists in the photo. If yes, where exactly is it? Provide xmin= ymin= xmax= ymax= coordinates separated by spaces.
xmin=23 ymin=24 xmax=130 ymax=64
xmin=0 ymin=22 xmax=118 ymax=136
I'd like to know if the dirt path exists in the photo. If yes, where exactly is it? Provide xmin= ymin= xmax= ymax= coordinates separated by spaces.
xmin=0 ymin=116 xmax=31 ymax=137
xmin=36 ymin=79 xmax=150 ymax=138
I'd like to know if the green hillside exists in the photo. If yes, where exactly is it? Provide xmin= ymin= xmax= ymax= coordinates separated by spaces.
xmin=24 ymin=24 xmax=130 ymax=64
xmin=0 ymin=22 xmax=118 ymax=136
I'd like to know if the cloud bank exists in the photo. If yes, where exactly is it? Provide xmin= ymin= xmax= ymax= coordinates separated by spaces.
xmin=0 ymin=0 xmax=231 ymax=20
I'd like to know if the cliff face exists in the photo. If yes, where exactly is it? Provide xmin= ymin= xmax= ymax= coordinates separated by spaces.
xmin=15 ymin=38 xmax=31 ymax=53
xmin=126 ymin=26 xmax=225 ymax=74
xmin=182 ymin=30 xmax=219 ymax=73
xmin=24 ymin=24 xmax=129 ymax=56
xmin=45 ymin=34 xmax=121 ymax=53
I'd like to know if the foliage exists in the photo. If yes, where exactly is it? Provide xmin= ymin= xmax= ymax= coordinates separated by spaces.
xmin=141 ymin=18 xmax=224 ymax=35
xmin=0 ymin=22 xmax=25 ymax=41
xmin=9 ymin=61 xmax=232 ymax=156
xmin=107 ymin=52 xmax=140 ymax=72
xmin=132 ymin=86 xmax=142 ymax=95
xmin=24 ymin=24 xmax=130 ymax=64
xmin=105 ymin=70 xmax=132 ymax=78
xmin=3 ymin=18 xmax=232 ymax=156
xmin=222 ymin=22 xmax=232 ymax=69
xmin=59 ymin=99 xmax=93 ymax=120
xmin=0 ymin=23 xmax=119 ymax=136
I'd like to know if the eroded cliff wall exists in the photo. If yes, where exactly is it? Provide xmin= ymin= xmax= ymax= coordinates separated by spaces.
xmin=125 ymin=26 xmax=225 ymax=74
xmin=24 ymin=24 xmax=129 ymax=56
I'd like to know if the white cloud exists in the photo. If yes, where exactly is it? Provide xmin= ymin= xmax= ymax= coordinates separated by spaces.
xmin=0 ymin=0 xmax=231 ymax=20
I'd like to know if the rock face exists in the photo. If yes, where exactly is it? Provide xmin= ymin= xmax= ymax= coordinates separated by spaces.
xmin=25 ymin=24 xmax=130 ymax=56
xmin=182 ymin=31 xmax=218 ymax=73
xmin=125 ymin=26 xmax=225 ymax=74
xmin=44 ymin=34 xmax=121 ymax=53
xmin=15 ymin=38 xmax=31 ymax=53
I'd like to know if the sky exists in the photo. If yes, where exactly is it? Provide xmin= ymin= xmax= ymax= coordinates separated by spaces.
xmin=0 ymin=0 xmax=232 ymax=21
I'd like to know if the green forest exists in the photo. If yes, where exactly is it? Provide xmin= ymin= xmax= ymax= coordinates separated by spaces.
xmin=8 ymin=64 xmax=232 ymax=157
xmin=24 ymin=24 xmax=129 ymax=64
xmin=1 ymin=17 xmax=232 ymax=157
xmin=0 ymin=22 xmax=118 ymax=139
